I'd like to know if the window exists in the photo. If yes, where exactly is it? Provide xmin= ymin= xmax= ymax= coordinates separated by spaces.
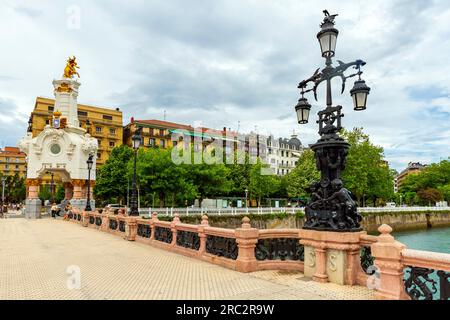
xmin=5 ymin=165 xmax=9 ymax=170
xmin=78 ymin=110 xmax=88 ymax=117
xmin=149 ymin=138 xmax=155 ymax=146
xmin=15 ymin=165 xmax=19 ymax=169
xmin=103 ymin=115 xmax=113 ymax=120
xmin=149 ymin=128 xmax=154 ymax=135
xmin=16 ymin=158 xmax=19 ymax=162
xmin=48 ymin=106 xmax=54 ymax=112
xmin=5 ymin=157 xmax=9 ymax=162
xmin=109 ymin=128 xmax=116 ymax=135
xmin=281 ymin=169 xmax=284 ymax=175
xmin=97 ymin=153 xmax=101 ymax=159
xmin=160 ymin=139 xmax=166 ymax=148
xmin=281 ymin=151 xmax=284 ymax=157
xmin=96 ymin=126 xmax=102 ymax=133
xmin=97 ymin=139 xmax=102 ymax=146
xmin=109 ymin=141 xmax=115 ymax=148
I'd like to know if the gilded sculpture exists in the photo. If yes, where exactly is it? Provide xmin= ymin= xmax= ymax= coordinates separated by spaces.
xmin=63 ymin=56 xmax=80 ymax=79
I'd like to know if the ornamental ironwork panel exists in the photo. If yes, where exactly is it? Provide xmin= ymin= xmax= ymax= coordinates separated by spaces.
xmin=77 ymin=214 xmax=81 ymax=221
xmin=255 ymin=238 xmax=304 ymax=261
xmin=176 ymin=230 xmax=200 ymax=250
xmin=89 ymin=216 xmax=95 ymax=224
xmin=68 ymin=212 xmax=73 ymax=219
xmin=206 ymin=235 xmax=238 ymax=260
xmin=109 ymin=219 xmax=118 ymax=230
xmin=137 ymin=224 xmax=151 ymax=238
xmin=95 ymin=217 xmax=102 ymax=227
xmin=360 ymin=246 xmax=375 ymax=275
xmin=154 ymin=226 xmax=172 ymax=244
xmin=119 ymin=220 xmax=126 ymax=233
xmin=404 ymin=266 xmax=450 ymax=300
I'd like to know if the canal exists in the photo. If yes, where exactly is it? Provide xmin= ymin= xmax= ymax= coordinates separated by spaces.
xmin=393 ymin=226 xmax=450 ymax=254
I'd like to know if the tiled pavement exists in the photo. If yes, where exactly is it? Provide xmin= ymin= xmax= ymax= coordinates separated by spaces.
xmin=0 ymin=218 xmax=375 ymax=300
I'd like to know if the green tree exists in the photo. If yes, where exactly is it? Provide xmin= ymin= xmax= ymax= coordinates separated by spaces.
xmin=285 ymin=149 xmax=320 ymax=199
xmin=417 ymin=188 xmax=443 ymax=205
xmin=341 ymin=128 xmax=394 ymax=206
xmin=249 ymin=159 xmax=280 ymax=206
xmin=94 ymin=145 xmax=134 ymax=205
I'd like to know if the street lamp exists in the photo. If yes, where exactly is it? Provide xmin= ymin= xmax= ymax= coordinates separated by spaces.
xmin=1 ymin=176 xmax=6 ymax=214
xmin=85 ymin=154 xmax=94 ymax=211
xmin=130 ymin=127 xmax=142 ymax=216
xmin=245 ymin=188 xmax=248 ymax=208
xmin=295 ymin=10 xmax=371 ymax=232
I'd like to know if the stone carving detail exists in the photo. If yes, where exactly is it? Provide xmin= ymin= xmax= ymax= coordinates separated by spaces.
xmin=309 ymin=250 xmax=316 ymax=267
xmin=255 ymin=238 xmax=304 ymax=261
xmin=206 ymin=235 xmax=238 ymax=260
xmin=81 ymin=137 xmax=98 ymax=155
xmin=176 ymin=230 xmax=200 ymax=250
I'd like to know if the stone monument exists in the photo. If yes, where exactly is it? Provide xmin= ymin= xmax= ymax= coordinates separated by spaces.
xmin=18 ymin=57 xmax=98 ymax=218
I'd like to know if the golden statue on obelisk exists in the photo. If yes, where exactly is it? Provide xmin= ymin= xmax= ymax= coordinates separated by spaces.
xmin=63 ymin=56 xmax=80 ymax=78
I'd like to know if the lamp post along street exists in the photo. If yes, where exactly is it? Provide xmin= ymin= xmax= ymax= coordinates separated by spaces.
xmin=295 ymin=10 xmax=371 ymax=232
xmin=245 ymin=188 xmax=248 ymax=209
xmin=1 ymin=177 xmax=6 ymax=214
xmin=130 ymin=127 xmax=142 ymax=216
xmin=85 ymin=154 xmax=93 ymax=211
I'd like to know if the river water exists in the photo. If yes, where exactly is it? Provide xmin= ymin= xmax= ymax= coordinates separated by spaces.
xmin=393 ymin=226 xmax=450 ymax=254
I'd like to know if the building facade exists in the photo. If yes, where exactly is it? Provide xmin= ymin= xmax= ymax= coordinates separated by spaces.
xmin=395 ymin=162 xmax=427 ymax=191
xmin=266 ymin=134 xmax=304 ymax=175
xmin=28 ymin=97 xmax=123 ymax=167
xmin=0 ymin=147 xmax=27 ymax=178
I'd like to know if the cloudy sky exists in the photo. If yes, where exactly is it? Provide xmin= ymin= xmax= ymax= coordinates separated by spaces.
xmin=0 ymin=0 xmax=449 ymax=171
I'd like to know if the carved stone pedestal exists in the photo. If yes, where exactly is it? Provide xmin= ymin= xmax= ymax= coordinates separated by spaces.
xmin=300 ymin=229 xmax=365 ymax=285
xmin=25 ymin=198 xmax=41 ymax=219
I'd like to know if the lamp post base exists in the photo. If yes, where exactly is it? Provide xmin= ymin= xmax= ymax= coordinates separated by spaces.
xmin=25 ymin=198 xmax=41 ymax=219
xmin=71 ymin=199 xmax=95 ymax=212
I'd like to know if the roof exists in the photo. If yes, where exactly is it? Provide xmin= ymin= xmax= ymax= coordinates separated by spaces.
xmin=133 ymin=119 xmax=194 ymax=131
xmin=0 ymin=147 xmax=26 ymax=157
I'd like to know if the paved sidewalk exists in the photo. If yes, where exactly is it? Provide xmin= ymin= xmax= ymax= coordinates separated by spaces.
xmin=0 ymin=218 xmax=375 ymax=300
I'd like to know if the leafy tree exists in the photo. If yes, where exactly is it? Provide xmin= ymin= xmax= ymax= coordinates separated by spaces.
xmin=341 ymin=128 xmax=394 ymax=206
xmin=285 ymin=149 xmax=320 ymax=199
xmin=417 ymin=188 xmax=443 ymax=205
xmin=94 ymin=145 xmax=134 ymax=205
xmin=249 ymin=159 xmax=280 ymax=206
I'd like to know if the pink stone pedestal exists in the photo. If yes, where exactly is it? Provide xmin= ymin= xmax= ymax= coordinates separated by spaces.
xmin=299 ymin=229 xmax=366 ymax=285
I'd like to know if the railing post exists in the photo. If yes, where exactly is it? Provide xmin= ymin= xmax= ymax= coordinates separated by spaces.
xmin=124 ymin=216 xmax=137 ymax=241
xmin=81 ymin=211 xmax=89 ymax=227
xmin=150 ymin=212 xmax=158 ymax=241
xmin=235 ymin=217 xmax=258 ymax=273
xmin=371 ymin=224 xmax=409 ymax=300
xmin=198 ymin=215 xmax=209 ymax=256
xmin=100 ymin=211 xmax=109 ymax=231
xmin=170 ymin=213 xmax=180 ymax=247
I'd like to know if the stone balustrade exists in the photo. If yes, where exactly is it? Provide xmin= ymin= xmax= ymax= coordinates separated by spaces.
xmin=67 ymin=208 xmax=449 ymax=300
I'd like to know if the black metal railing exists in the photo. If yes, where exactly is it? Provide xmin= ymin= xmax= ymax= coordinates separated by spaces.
xmin=109 ymin=219 xmax=118 ymax=230
xmin=137 ymin=224 xmax=151 ymax=238
xmin=68 ymin=212 xmax=73 ymax=219
xmin=176 ymin=230 xmax=200 ymax=250
xmin=206 ymin=235 xmax=238 ymax=260
xmin=360 ymin=246 xmax=375 ymax=275
xmin=89 ymin=216 xmax=95 ymax=224
xmin=255 ymin=238 xmax=304 ymax=261
xmin=77 ymin=214 xmax=81 ymax=221
xmin=404 ymin=266 xmax=450 ymax=300
xmin=95 ymin=217 xmax=102 ymax=227
xmin=119 ymin=220 xmax=126 ymax=232
xmin=154 ymin=226 xmax=172 ymax=244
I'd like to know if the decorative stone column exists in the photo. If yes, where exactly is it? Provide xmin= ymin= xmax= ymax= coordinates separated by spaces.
xmin=198 ymin=215 xmax=209 ymax=256
xmin=150 ymin=212 xmax=158 ymax=241
xmin=300 ymin=229 xmax=366 ymax=285
xmin=235 ymin=217 xmax=258 ymax=273
xmin=64 ymin=182 xmax=73 ymax=200
xmin=25 ymin=179 xmax=42 ymax=219
xmin=124 ymin=216 xmax=138 ymax=241
xmin=170 ymin=213 xmax=181 ymax=247
xmin=371 ymin=224 xmax=409 ymax=300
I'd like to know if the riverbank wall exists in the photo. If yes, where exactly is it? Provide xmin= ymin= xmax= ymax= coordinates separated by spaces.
xmin=157 ymin=211 xmax=450 ymax=233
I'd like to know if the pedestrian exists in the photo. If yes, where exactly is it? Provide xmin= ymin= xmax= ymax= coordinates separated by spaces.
xmin=51 ymin=202 xmax=58 ymax=218
xmin=63 ymin=202 xmax=72 ymax=220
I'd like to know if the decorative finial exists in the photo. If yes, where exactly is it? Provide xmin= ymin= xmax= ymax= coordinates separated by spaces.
xmin=321 ymin=10 xmax=338 ymax=26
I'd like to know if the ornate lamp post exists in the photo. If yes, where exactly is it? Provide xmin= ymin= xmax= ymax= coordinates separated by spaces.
xmin=46 ymin=171 xmax=55 ymax=203
xmin=1 ymin=176 xmax=6 ymax=214
xmin=245 ymin=188 xmax=248 ymax=209
xmin=85 ymin=154 xmax=94 ymax=211
xmin=295 ymin=10 xmax=371 ymax=232
xmin=130 ymin=127 xmax=142 ymax=216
